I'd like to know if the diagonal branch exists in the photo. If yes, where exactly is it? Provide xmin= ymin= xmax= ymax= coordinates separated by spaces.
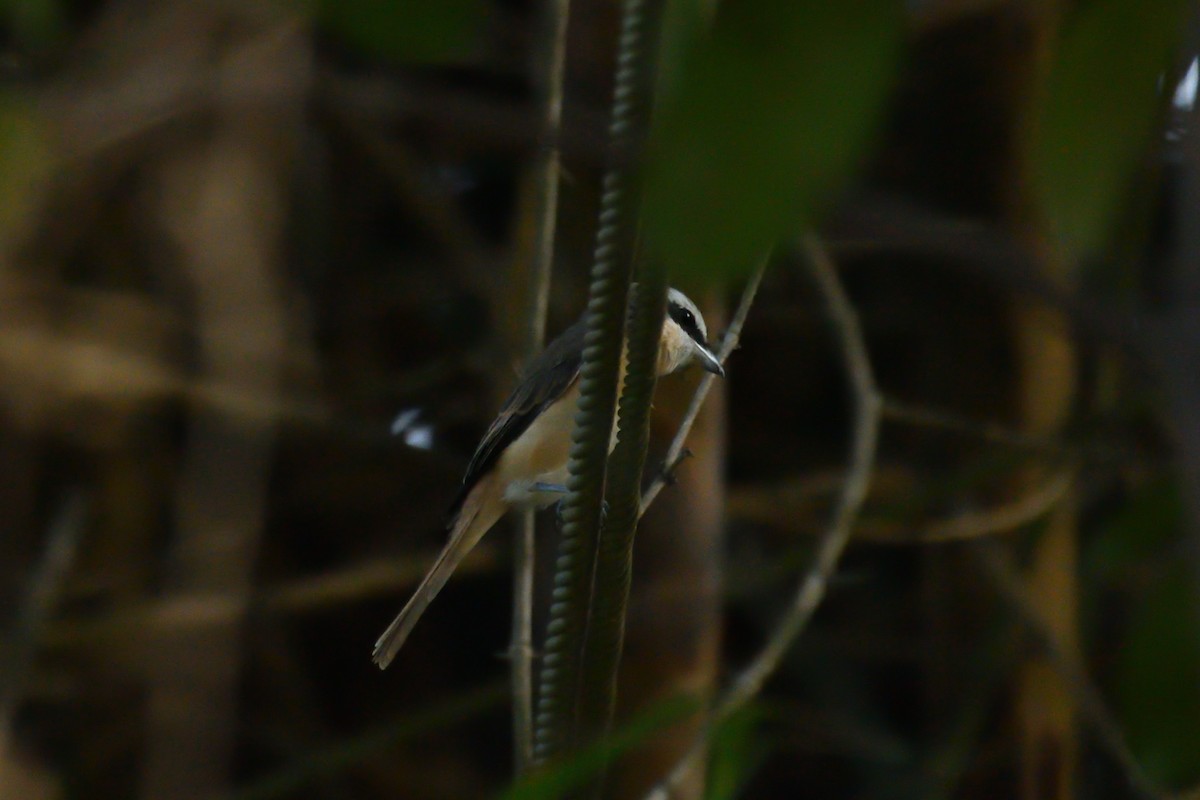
xmin=645 ymin=236 xmax=882 ymax=798
xmin=0 ymin=492 xmax=87 ymax=729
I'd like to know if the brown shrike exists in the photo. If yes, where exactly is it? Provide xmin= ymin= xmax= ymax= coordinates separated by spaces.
xmin=373 ymin=288 xmax=723 ymax=669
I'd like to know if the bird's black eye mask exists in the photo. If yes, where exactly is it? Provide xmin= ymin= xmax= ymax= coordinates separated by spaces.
xmin=668 ymin=301 xmax=705 ymax=346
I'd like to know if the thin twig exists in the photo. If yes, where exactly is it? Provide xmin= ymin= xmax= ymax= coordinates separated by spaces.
xmin=511 ymin=511 xmax=537 ymax=777
xmin=830 ymin=192 xmax=1149 ymax=361
xmin=725 ymin=464 xmax=1074 ymax=545
xmin=510 ymin=0 xmax=572 ymax=775
xmin=882 ymin=397 xmax=1072 ymax=458
xmin=639 ymin=260 xmax=767 ymax=516
xmin=971 ymin=545 xmax=1168 ymax=800
xmin=1 ymin=491 xmax=87 ymax=727
xmin=46 ymin=548 xmax=501 ymax=647
xmin=911 ymin=468 xmax=1074 ymax=543
xmin=645 ymin=237 xmax=881 ymax=798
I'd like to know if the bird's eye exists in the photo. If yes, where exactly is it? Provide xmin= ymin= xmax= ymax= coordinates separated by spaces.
xmin=668 ymin=302 xmax=702 ymax=341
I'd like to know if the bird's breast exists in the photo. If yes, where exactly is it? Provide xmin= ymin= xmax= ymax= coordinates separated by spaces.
xmin=497 ymin=380 xmax=580 ymax=506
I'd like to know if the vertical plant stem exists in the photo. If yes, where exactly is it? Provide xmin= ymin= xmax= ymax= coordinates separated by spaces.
xmin=532 ymin=0 xmax=664 ymax=769
xmin=530 ymin=192 xmax=630 ymax=768
xmin=1164 ymin=6 xmax=1200 ymax=711
xmin=511 ymin=0 xmax=573 ymax=776
xmin=139 ymin=15 xmax=304 ymax=796
xmin=578 ymin=269 xmax=668 ymax=763
xmin=513 ymin=519 xmax=539 ymax=772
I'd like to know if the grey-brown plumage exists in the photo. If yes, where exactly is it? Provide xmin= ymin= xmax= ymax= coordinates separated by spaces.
xmin=449 ymin=317 xmax=586 ymax=517
xmin=372 ymin=289 xmax=723 ymax=669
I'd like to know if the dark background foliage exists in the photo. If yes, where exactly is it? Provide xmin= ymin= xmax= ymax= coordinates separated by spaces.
xmin=1 ymin=0 xmax=1199 ymax=798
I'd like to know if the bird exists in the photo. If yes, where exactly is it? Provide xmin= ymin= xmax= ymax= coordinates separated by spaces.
xmin=372 ymin=288 xmax=725 ymax=669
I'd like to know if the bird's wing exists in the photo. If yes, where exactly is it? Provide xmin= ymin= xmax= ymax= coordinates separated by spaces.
xmin=447 ymin=317 xmax=586 ymax=518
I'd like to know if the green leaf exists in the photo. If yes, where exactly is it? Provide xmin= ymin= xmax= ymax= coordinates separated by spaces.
xmin=0 ymin=0 xmax=63 ymax=48
xmin=642 ymin=0 xmax=903 ymax=282
xmin=1031 ymin=0 xmax=1190 ymax=255
xmin=500 ymin=693 xmax=702 ymax=800
xmin=0 ymin=95 xmax=52 ymax=242
xmin=1085 ymin=478 xmax=1181 ymax=583
xmin=1115 ymin=566 xmax=1200 ymax=787
xmin=1086 ymin=480 xmax=1200 ymax=787
xmin=315 ymin=0 xmax=487 ymax=65
xmin=705 ymin=704 xmax=769 ymax=800
xmin=655 ymin=0 xmax=709 ymax=97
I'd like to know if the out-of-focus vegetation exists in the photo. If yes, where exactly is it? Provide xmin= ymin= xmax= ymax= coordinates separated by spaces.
xmin=2 ymin=0 xmax=1200 ymax=798
xmin=316 ymin=0 xmax=486 ymax=65
xmin=642 ymin=1 xmax=902 ymax=280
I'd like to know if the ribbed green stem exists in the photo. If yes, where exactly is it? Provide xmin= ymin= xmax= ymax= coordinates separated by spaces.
xmin=529 ymin=213 xmax=629 ymax=768
xmin=579 ymin=266 xmax=667 ymax=751
xmin=531 ymin=0 xmax=662 ymax=768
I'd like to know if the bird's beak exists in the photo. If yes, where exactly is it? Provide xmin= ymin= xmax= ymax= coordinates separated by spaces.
xmin=696 ymin=343 xmax=725 ymax=377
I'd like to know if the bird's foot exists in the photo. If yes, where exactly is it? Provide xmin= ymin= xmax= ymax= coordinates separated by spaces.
xmin=497 ymin=643 xmax=541 ymax=662
xmin=658 ymin=448 xmax=693 ymax=488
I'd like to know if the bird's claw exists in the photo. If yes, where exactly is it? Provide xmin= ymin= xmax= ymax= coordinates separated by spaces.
xmin=660 ymin=448 xmax=693 ymax=487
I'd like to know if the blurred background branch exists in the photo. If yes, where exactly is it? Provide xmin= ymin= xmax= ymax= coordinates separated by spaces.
xmin=138 ymin=6 xmax=307 ymax=798
xmin=648 ymin=236 xmax=881 ymax=798
xmin=506 ymin=0 xmax=572 ymax=774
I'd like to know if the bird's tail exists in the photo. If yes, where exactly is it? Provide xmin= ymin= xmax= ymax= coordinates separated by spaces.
xmin=372 ymin=476 xmax=504 ymax=670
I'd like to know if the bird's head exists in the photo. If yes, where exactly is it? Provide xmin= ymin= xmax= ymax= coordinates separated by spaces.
xmin=658 ymin=288 xmax=724 ymax=378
